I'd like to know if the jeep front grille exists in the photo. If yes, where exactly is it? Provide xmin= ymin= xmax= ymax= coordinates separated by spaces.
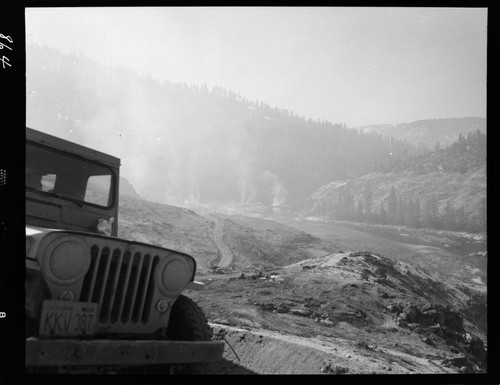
xmin=80 ymin=245 xmax=160 ymax=326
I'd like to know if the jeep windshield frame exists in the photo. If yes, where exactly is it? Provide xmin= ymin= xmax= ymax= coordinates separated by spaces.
xmin=26 ymin=141 xmax=117 ymax=209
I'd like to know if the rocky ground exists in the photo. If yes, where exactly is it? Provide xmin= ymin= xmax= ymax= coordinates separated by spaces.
xmin=189 ymin=251 xmax=486 ymax=374
xmin=117 ymin=195 xmax=487 ymax=375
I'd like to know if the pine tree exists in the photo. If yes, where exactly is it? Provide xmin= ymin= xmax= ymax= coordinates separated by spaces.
xmin=336 ymin=195 xmax=343 ymax=219
xmin=388 ymin=186 xmax=398 ymax=223
xmin=403 ymin=197 xmax=414 ymax=226
xmin=431 ymin=195 xmax=440 ymax=228
xmin=455 ymin=205 xmax=466 ymax=231
xmin=443 ymin=201 xmax=454 ymax=230
xmin=350 ymin=192 xmax=356 ymax=220
xmin=379 ymin=201 xmax=388 ymax=224
xmin=423 ymin=195 xmax=439 ymax=228
xmin=363 ymin=181 xmax=373 ymax=221
xmin=357 ymin=200 xmax=364 ymax=221
xmin=397 ymin=198 xmax=404 ymax=225
xmin=478 ymin=197 xmax=487 ymax=231
xmin=414 ymin=198 xmax=421 ymax=227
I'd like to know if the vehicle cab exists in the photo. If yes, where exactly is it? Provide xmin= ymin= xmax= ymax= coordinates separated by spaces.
xmin=26 ymin=127 xmax=119 ymax=236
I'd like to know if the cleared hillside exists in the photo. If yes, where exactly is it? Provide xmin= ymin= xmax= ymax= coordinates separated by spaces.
xmin=116 ymin=191 xmax=486 ymax=374
xmin=117 ymin=194 xmax=338 ymax=273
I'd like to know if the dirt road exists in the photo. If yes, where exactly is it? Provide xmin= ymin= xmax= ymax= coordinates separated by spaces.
xmin=205 ymin=213 xmax=233 ymax=268
xmin=208 ymin=323 xmax=457 ymax=374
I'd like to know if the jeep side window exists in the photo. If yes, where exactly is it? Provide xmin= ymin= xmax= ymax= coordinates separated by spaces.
xmin=85 ymin=175 xmax=112 ymax=206
xmin=26 ymin=173 xmax=56 ymax=192
xmin=26 ymin=142 xmax=114 ymax=208
xmin=53 ymin=173 xmax=87 ymax=201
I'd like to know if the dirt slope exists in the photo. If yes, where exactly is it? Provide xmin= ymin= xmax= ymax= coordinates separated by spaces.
xmin=189 ymin=250 xmax=486 ymax=374
xmin=116 ymin=195 xmax=486 ymax=374
xmin=209 ymin=323 xmax=456 ymax=374
xmin=118 ymin=195 xmax=337 ymax=272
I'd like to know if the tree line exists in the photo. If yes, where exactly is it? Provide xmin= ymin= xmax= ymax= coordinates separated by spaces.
xmin=319 ymin=184 xmax=486 ymax=233
xmin=387 ymin=129 xmax=486 ymax=175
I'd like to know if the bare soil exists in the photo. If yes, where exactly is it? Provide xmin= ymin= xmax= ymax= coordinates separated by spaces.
xmin=189 ymin=250 xmax=486 ymax=374
xmin=117 ymin=196 xmax=487 ymax=375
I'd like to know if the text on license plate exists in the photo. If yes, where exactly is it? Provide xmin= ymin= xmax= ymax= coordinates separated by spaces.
xmin=39 ymin=300 xmax=98 ymax=337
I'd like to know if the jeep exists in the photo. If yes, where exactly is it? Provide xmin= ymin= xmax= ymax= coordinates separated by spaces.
xmin=25 ymin=127 xmax=223 ymax=373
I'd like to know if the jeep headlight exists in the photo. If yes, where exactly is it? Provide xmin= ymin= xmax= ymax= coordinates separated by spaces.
xmin=157 ymin=256 xmax=194 ymax=295
xmin=44 ymin=238 xmax=90 ymax=284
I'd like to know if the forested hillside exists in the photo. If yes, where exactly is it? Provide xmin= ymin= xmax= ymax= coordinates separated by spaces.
xmin=27 ymin=43 xmax=424 ymax=208
xmin=388 ymin=129 xmax=486 ymax=175
xmin=358 ymin=117 xmax=486 ymax=149
xmin=308 ymin=131 xmax=487 ymax=232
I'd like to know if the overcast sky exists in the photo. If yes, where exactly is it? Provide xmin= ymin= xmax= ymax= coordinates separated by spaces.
xmin=26 ymin=6 xmax=487 ymax=127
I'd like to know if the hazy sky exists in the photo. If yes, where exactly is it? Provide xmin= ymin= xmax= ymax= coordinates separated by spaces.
xmin=26 ymin=7 xmax=487 ymax=127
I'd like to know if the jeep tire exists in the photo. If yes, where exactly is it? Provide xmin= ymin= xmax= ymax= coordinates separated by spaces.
xmin=166 ymin=294 xmax=212 ymax=374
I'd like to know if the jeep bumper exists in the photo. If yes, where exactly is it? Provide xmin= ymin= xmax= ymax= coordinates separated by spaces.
xmin=26 ymin=339 xmax=224 ymax=367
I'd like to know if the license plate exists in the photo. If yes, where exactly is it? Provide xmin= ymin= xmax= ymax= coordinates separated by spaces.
xmin=39 ymin=300 xmax=98 ymax=337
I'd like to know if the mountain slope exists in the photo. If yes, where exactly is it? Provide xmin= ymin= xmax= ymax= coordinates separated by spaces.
xmin=119 ymin=176 xmax=142 ymax=199
xmin=307 ymin=166 xmax=486 ymax=232
xmin=307 ymin=127 xmax=486 ymax=233
xmin=27 ymin=42 xmax=424 ymax=209
xmin=357 ymin=117 xmax=486 ymax=149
